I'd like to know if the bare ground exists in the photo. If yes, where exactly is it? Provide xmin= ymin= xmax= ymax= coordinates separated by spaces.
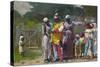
xmin=14 ymin=57 xmax=97 ymax=66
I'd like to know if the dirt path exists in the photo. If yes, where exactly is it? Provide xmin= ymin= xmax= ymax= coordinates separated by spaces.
xmin=14 ymin=48 xmax=97 ymax=66
xmin=14 ymin=57 xmax=97 ymax=66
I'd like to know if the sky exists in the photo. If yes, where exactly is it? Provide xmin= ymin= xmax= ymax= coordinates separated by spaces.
xmin=14 ymin=1 xmax=34 ymax=16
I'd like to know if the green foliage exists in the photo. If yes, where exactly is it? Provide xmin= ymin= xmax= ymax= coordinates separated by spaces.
xmin=25 ymin=20 xmax=38 ymax=29
xmin=83 ymin=6 xmax=97 ymax=17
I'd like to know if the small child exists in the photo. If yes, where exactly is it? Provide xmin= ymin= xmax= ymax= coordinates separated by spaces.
xmin=18 ymin=34 xmax=25 ymax=56
xmin=74 ymin=34 xmax=80 ymax=58
xmin=79 ymin=32 xmax=85 ymax=57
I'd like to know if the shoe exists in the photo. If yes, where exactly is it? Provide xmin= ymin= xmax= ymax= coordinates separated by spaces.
xmin=44 ymin=59 xmax=48 ymax=63
xmin=54 ymin=58 xmax=59 ymax=62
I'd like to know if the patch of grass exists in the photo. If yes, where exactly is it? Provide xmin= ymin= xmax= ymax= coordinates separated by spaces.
xmin=14 ymin=47 xmax=42 ymax=63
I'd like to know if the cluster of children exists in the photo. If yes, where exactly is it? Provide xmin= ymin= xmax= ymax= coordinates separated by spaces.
xmin=74 ymin=22 xmax=97 ymax=59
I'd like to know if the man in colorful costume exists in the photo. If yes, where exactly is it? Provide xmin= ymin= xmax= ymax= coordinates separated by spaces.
xmin=51 ymin=13 xmax=64 ymax=62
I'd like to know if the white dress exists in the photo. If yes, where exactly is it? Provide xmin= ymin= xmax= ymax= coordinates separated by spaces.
xmin=18 ymin=36 xmax=24 ymax=53
xmin=42 ymin=23 xmax=51 ymax=60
